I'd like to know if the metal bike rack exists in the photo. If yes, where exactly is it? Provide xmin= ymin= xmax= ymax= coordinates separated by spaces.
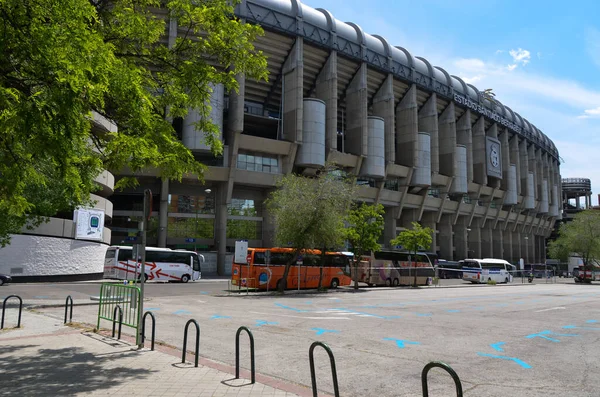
xmin=309 ymin=341 xmax=340 ymax=397
xmin=182 ymin=319 xmax=200 ymax=367
xmin=64 ymin=295 xmax=73 ymax=324
xmin=421 ymin=361 xmax=463 ymax=397
xmin=235 ymin=326 xmax=256 ymax=384
xmin=1 ymin=295 xmax=23 ymax=329
xmin=141 ymin=311 xmax=156 ymax=351
xmin=112 ymin=305 xmax=123 ymax=340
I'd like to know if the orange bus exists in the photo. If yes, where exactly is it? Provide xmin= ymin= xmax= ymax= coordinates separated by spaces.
xmin=231 ymin=247 xmax=353 ymax=290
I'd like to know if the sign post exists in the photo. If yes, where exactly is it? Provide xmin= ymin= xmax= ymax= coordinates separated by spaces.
xmin=297 ymin=254 xmax=303 ymax=291
xmin=137 ymin=189 xmax=152 ymax=348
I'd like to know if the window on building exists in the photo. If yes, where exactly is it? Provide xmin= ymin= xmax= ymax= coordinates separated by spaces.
xmin=168 ymin=194 xmax=214 ymax=214
xmin=237 ymin=151 xmax=279 ymax=174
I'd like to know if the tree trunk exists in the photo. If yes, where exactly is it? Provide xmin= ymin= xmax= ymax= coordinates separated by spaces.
xmin=353 ymin=259 xmax=359 ymax=290
xmin=412 ymin=252 xmax=417 ymax=288
xmin=318 ymin=247 xmax=326 ymax=290
xmin=279 ymin=251 xmax=300 ymax=293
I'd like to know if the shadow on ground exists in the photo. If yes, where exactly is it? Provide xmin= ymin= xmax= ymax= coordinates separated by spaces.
xmin=0 ymin=341 xmax=155 ymax=396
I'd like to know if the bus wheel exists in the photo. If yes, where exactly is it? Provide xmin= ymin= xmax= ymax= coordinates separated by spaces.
xmin=330 ymin=278 xmax=339 ymax=289
xmin=138 ymin=273 xmax=148 ymax=282
xmin=385 ymin=278 xmax=391 ymax=287
xmin=276 ymin=279 xmax=285 ymax=290
xmin=181 ymin=274 xmax=190 ymax=283
xmin=392 ymin=278 xmax=399 ymax=287
xmin=505 ymin=277 xmax=509 ymax=283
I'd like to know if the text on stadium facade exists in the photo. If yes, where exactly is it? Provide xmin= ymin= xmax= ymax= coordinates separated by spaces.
xmin=453 ymin=93 xmax=522 ymax=134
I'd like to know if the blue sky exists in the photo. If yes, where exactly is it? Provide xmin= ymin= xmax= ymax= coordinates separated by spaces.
xmin=302 ymin=0 xmax=600 ymax=205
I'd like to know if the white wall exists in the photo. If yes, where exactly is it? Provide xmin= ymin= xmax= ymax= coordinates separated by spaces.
xmin=0 ymin=235 xmax=107 ymax=277
xmin=201 ymin=252 xmax=233 ymax=276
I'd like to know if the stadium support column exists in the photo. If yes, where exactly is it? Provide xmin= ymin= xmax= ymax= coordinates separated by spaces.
xmin=519 ymin=139 xmax=529 ymax=199
xmin=282 ymin=38 xmax=304 ymax=144
xmin=158 ymin=179 xmax=169 ymax=247
xmin=472 ymin=117 xmax=487 ymax=185
xmin=225 ymin=73 xmax=245 ymax=201
xmin=510 ymin=135 xmax=521 ymax=196
xmin=345 ymin=63 xmax=368 ymax=157
xmin=493 ymin=227 xmax=503 ymax=260
xmin=215 ymin=183 xmax=228 ymax=276
xmin=421 ymin=212 xmax=437 ymax=254
xmin=439 ymin=103 xmax=457 ymax=179
xmin=261 ymin=189 xmax=276 ymax=247
xmin=315 ymin=51 xmax=338 ymax=152
xmin=503 ymin=228 xmax=513 ymax=263
xmin=418 ymin=94 xmax=439 ymax=174
xmin=438 ymin=214 xmax=453 ymax=260
xmin=456 ymin=110 xmax=473 ymax=183
xmin=481 ymin=222 xmax=493 ymax=258
xmin=528 ymin=144 xmax=538 ymax=204
xmin=468 ymin=219 xmax=482 ymax=259
xmin=396 ymin=84 xmax=418 ymax=168
xmin=383 ymin=207 xmax=396 ymax=248
xmin=373 ymin=74 xmax=395 ymax=164
xmin=454 ymin=218 xmax=468 ymax=260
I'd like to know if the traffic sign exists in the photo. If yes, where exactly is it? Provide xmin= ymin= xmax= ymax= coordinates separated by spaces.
xmin=185 ymin=238 xmax=196 ymax=243
xmin=246 ymin=254 xmax=252 ymax=265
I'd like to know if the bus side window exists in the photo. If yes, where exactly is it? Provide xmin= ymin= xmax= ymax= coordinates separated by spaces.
xmin=192 ymin=255 xmax=200 ymax=271
xmin=254 ymin=252 xmax=266 ymax=264
xmin=117 ymin=249 xmax=133 ymax=262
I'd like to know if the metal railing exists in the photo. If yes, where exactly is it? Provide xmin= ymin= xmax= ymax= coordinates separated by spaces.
xmin=182 ymin=319 xmax=200 ymax=367
xmin=421 ymin=361 xmax=463 ymax=397
xmin=142 ymin=311 xmax=156 ymax=351
xmin=235 ymin=326 xmax=255 ymax=384
xmin=64 ymin=295 xmax=73 ymax=324
xmin=97 ymin=283 xmax=141 ymax=343
xmin=1 ymin=295 xmax=23 ymax=329
xmin=309 ymin=341 xmax=340 ymax=397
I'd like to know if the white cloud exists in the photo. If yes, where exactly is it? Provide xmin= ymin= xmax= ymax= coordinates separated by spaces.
xmin=509 ymin=48 xmax=531 ymax=66
xmin=578 ymin=107 xmax=600 ymax=119
xmin=507 ymin=64 xmax=517 ymax=71
xmin=495 ymin=49 xmax=504 ymax=55
xmin=585 ymin=27 xmax=600 ymax=68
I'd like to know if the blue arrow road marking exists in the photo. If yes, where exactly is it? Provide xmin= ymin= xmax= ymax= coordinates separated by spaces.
xmin=526 ymin=330 xmax=579 ymax=342
xmin=477 ymin=353 xmax=531 ymax=369
xmin=586 ymin=320 xmax=598 ymax=324
xmin=145 ymin=308 xmax=160 ymax=311
xmin=311 ymin=328 xmax=340 ymax=336
xmin=255 ymin=320 xmax=279 ymax=327
xmin=275 ymin=303 xmax=307 ymax=313
xmin=210 ymin=314 xmax=231 ymax=320
xmin=447 ymin=309 xmax=461 ymax=313
xmin=563 ymin=325 xmax=600 ymax=331
xmin=490 ymin=342 xmax=505 ymax=352
xmin=173 ymin=310 xmax=192 ymax=315
xmin=416 ymin=313 xmax=432 ymax=317
xmin=383 ymin=338 xmax=421 ymax=349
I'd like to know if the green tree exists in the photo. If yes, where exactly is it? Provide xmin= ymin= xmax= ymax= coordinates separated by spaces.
xmin=266 ymin=165 xmax=356 ymax=292
xmin=548 ymin=210 xmax=600 ymax=269
xmin=0 ymin=0 xmax=267 ymax=246
xmin=344 ymin=203 xmax=384 ymax=290
xmin=390 ymin=222 xmax=433 ymax=287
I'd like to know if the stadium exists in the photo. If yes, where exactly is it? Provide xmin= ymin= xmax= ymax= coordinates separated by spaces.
xmin=0 ymin=0 xmax=562 ymax=279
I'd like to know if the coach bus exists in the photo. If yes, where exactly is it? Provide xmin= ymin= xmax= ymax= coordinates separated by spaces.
xmin=461 ymin=258 xmax=512 ymax=284
xmin=357 ymin=250 xmax=436 ymax=287
xmin=231 ymin=247 xmax=353 ymax=290
xmin=104 ymin=246 xmax=203 ymax=283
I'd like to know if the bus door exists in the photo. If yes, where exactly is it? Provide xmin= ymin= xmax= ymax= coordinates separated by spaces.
xmin=192 ymin=254 xmax=203 ymax=281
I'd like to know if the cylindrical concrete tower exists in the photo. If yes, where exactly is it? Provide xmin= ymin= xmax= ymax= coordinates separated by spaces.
xmin=525 ymin=172 xmax=535 ymax=209
xmin=451 ymin=144 xmax=467 ymax=194
xmin=412 ymin=132 xmax=431 ymax=186
xmin=296 ymin=98 xmax=326 ymax=167
xmin=505 ymin=164 xmax=518 ymax=205
xmin=540 ymin=179 xmax=549 ymax=213
xmin=550 ymin=184 xmax=559 ymax=216
xmin=182 ymin=83 xmax=224 ymax=151
xmin=360 ymin=116 xmax=385 ymax=178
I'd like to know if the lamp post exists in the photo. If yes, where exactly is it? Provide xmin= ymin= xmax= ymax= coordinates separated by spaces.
xmin=466 ymin=228 xmax=472 ymax=259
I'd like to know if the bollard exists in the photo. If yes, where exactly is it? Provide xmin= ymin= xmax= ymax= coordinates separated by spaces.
xmin=182 ymin=319 xmax=200 ymax=367
xmin=112 ymin=305 xmax=123 ymax=340
xmin=1 ymin=295 xmax=23 ymax=329
xmin=142 ymin=311 xmax=156 ymax=351
xmin=64 ymin=295 xmax=73 ymax=324
xmin=235 ymin=326 xmax=255 ymax=384
xmin=309 ymin=341 xmax=340 ymax=397
xmin=421 ymin=361 xmax=463 ymax=397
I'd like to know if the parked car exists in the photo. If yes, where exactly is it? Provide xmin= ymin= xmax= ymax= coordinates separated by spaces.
xmin=0 ymin=274 xmax=12 ymax=286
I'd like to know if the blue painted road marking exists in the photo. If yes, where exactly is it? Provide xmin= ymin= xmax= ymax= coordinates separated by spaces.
xmin=255 ymin=320 xmax=279 ymax=327
xmin=33 ymin=296 xmax=49 ymax=299
xmin=526 ymin=330 xmax=579 ymax=342
xmin=145 ymin=308 xmax=160 ymax=311
xmin=477 ymin=352 xmax=532 ymax=369
xmin=330 ymin=308 xmax=400 ymax=320
xmin=447 ymin=309 xmax=460 ymax=313
xmin=173 ymin=310 xmax=192 ymax=315
xmin=210 ymin=314 xmax=231 ymax=320
xmin=304 ymin=301 xmax=313 ymax=304
xmin=416 ymin=313 xmax=432 ymax=317
xmin=563 ymin=325 xmax=600 ymax=331
xmin=383 ymin=337 xmax=421 ymax=349
xmin=586 ymin=320 xmax=598 ymax=324
xmin=311 ymin=328 xmax=340 ymax=336
xmin=200 ymin=291 xmax=209 ymax=295
xmin=275 ymin=303 xmax=307 ymax=313
xmin=490 ymin=342 xmax=505 ymax=352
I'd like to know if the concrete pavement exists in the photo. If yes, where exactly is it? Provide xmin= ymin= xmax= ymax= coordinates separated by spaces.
xmin=0 ymin=310 xmax=322 ymax=397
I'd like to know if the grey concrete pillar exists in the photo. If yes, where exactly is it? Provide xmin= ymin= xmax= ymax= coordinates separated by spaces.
xmin=345 ymin=63 xmax=368 ymax=157
xmin=315 ymin=51 xmax=338 ymax=152
xmin=528 ymin=145 xmax=537 ymax=202
xmin=421 ymin=212 xmax=437 ymax=254
xmin=383 ymin=207 xmax=396 ymax=249
xmin=158 ymin=178 xmax=169 ymax=247
xmin=454 ymin=217 xmax=468 ymax=260
xmin=418 ymin=94 xmax=439 ymax=174
xmin=472 ymin=117 xmax=487 ymax=185
xmin=438 ymin=214 xmax=453 ymax=260
xmin=509 ymin=135 xmax=521 ymax=195
xmin=282 ymin=38 xmax=304 ymax=143
xmin=493 ymin=227 xmax=504 ymax=260
xmin=215 ymin=183 xmax=228 ymax=276
xmin=515 ymin=232 xmax=524 ymax=264
xmin=536 ymin=149 xmax=543 ymax=206
xmin=396 ymin=84 xmax=418 ymax=167
xmin=503 ymin=229 xmax=513 ymax=263
xmin=500 ymin=130 xmax=510 ymax=192
xmin=486 ymin=124 xmax=500 ymax=189
xmin=261 ymin=189 xmax=276 ymax=247
xmin=519 ymin=139 xmax=529 ymax=196
xmin=481 ymin=224 xmax=493 ymax=258
xmin=373 ymin=74 xmax=395 ymax=164
xmin=438 ymin=102 xmax=457 ymax=177
xmin=468 ymin=219 xmax=482 ymax=259
xmin=456 ymin=109 xmax=473 ymax=183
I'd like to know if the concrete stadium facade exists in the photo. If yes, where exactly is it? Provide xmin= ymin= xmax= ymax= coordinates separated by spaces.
xmin=111 ymin=0 xmax=561 ymax=276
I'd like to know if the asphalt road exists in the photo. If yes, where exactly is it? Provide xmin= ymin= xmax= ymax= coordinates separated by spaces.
xmin=22 ymin=280 xmax=599 ymax=397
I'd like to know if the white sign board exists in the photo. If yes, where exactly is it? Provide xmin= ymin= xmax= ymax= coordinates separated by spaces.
xmin=234 ymin=240 xmax=249 ymax=264
xmin=74 ymin=208 xmax=105 ymax=241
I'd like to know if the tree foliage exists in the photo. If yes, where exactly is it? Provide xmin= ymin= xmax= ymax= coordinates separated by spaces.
xmin=548 ymin=210 xmax=600 ymax=268
xmin=344 ymin=202 xmax=384 ymax=289
xmin=265 ymin=165 xmax=356 ymax=292
xmin=0 ymin=0 xmax=267 ymax=246
xmin=390 ymin=222 xmax=433 ymax=287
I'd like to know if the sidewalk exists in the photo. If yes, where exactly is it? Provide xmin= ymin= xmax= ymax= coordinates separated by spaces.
xmin=0 ymin=310 xmax=319 ymax=397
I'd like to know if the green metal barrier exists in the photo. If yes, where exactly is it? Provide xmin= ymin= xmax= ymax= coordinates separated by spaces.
xmin=97 ymin=283 xmax=141 ymax=344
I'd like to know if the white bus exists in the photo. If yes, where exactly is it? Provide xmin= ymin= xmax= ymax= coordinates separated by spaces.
xmin=104 ymin=246 xmax=203 ymax=283
xmin=357 ymin=250 xmax=436 ymax=287
xmin=461 ymin=258 xmax=512 ymax=284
